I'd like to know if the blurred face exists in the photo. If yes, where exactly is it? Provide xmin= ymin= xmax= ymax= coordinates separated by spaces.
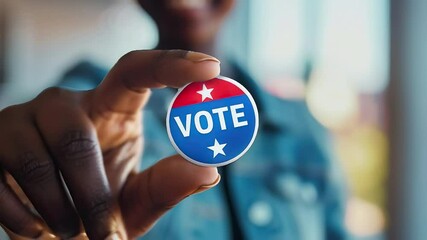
xmin=137 ymin=0 xmax=236 ymax=49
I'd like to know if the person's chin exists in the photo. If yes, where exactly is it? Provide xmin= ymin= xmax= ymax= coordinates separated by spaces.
xmin=165 ymin=0 xmax=213 ymax=21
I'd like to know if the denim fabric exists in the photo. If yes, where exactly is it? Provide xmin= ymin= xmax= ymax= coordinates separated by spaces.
xmin=0 ymin=228 xmax=8 ymax=240
xmin=58 ymin=61 xmax=348 ymax=240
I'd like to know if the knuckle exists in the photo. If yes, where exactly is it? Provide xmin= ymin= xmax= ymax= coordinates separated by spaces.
xmin=36 ymin=86 xmax=63 ymax=100
xmin=165 ymin=49 xmax=189 ymax=59
xmin=56 ymin=130 xmax=99 ymax=166
xmin=13 ymin=152 xmax=55 ymax=185
xmin=154 ymin=50 xmax=174 ymax=64
xmin=80 ymin=193 xmax=112 ymax=223
xmin=0 ymin=105 xmax=17 ymax=118
xmin=0 ymin=104 xmax=24 ymax=124
xmin=118 ymin=50 xmax=140 ymax=64
xmin=33 ymin=87 xmax=60 ymax=107
xmin=78 ymin=193 xmax=115 ymax=239
xmin=34 ymin=87 xmax=76 ymax=107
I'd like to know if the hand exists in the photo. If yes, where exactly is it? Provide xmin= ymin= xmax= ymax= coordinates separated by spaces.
xmin=0 ymin=50 xmax=221 ymax=240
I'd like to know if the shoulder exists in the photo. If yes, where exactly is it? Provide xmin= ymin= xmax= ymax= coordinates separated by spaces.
xmin=57 ymin=61 xmax=108 ymax=90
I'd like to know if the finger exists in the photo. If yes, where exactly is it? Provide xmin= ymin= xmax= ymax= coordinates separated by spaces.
xmin=92 ymin=50 xmax=220 ymax=114
xmin=120 ymin=155 xmax=220 ymax=238
xmin=1 ymin=226 xmax=57 ymax=240
xmin=102 ymin=137 xmax=142 ymax=195
xmin=0 ymin=171 xmax=44 ymax=238
xmin=0 ymin=105 xmax=80 ymax=238
xmin=33 ymin=94 xmax=116 ymax=240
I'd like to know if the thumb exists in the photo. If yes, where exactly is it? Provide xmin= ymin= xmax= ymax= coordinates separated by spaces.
xmin=120 ymin=155 xmax=220 ymax=238
xmin=91 ymin=50 xmax=220 ymax=115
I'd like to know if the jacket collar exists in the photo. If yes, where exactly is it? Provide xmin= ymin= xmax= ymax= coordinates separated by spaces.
xmin=228 ymin=61 xmax=286 ymax=133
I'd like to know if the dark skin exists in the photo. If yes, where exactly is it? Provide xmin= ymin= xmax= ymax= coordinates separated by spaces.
xmin=0 ymin=50 xmax=221 ymax=240
xmin=139 ymin=0 xmax=235 ymax=54
xmin=0 ymin=0 xmax=235 ymax=239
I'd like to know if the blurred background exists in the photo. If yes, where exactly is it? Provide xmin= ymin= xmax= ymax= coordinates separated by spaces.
xmin=0 ymin=0 xmax=425 ymax=240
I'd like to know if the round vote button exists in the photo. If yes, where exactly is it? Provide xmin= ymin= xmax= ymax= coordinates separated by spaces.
xmin=166 ymin=76 xmax=259 ymax=167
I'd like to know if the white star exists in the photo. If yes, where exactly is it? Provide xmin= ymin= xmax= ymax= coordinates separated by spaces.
xmin=207 ymin=139 xmax=227 ymax=158
xmin=196 ymin=84 xmax=214 ymax=102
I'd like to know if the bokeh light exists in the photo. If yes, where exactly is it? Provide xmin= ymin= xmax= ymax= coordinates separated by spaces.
xmin=306 ymin=70 xmax=359 ymax=130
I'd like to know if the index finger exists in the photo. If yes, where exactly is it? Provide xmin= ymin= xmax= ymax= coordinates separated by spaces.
xmin=92 ymin=50 xmax=220 ymax=114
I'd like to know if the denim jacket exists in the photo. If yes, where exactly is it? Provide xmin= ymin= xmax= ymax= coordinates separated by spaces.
xmin=59 ymin=61 xmax=348 ymax=240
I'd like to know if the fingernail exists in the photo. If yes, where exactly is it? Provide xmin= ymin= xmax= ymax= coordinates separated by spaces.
xmin=67 ymin=232 xmax=87 ymax=240
xmin=193 ymin=174 xmax=221 ymax=194
xmin=0 ymin=225 xmax=54 ymax=240
xmin=104 ymin=232 xmax=121 ymax=240
xmin=37 ymin=231 xmax=57 ymax=240
xmin=185 ymin=51 xmax=220 ymax=64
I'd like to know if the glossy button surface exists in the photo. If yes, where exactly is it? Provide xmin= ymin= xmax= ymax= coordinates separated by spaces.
xmin=167 ymin=76 xmax=259 ymax=167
